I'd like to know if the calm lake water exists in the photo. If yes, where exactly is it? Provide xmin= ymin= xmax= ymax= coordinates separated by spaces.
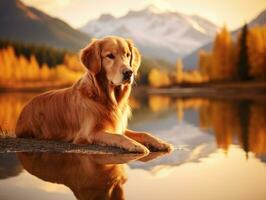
xmin=0 ymin=91 xmax=266 ymax=200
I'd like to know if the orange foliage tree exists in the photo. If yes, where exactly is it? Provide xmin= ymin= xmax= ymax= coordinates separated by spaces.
xmin=247 ymin=26 xmax=266 ymax=78
xmin=148 ymin=68 xmax=171 ymax=87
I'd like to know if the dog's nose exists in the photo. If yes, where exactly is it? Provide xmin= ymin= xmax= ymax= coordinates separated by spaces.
xmin=123 ymin=69 xmax=133 ymax=81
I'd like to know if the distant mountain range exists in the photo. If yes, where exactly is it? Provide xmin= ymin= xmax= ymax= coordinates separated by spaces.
xmin=0 ymin=0 xmax=90 ymax=51
xmin=183 ymin=9 xmax=266 ymax=70
xmin=81 ymin=5 xmax=219 ymax=63
xmin=1 ymin=0 xmax=265 ymax=70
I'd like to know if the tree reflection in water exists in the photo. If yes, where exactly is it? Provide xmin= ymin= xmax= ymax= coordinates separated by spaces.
xmin=0 ymin=92 xmax=265 ymax=157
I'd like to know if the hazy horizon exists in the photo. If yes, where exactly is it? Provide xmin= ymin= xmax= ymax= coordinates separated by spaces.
xmin=21 ymin=0 xmax=266 ymax=30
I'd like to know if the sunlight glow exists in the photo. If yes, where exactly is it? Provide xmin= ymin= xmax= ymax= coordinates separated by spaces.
xmin=21 ymin=0 xmax=266 ymax=30
xmin=56 ymin=0 xmax=71 ymax=6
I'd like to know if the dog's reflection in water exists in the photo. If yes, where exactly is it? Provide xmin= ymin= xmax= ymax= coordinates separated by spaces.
xmin=18 ymin=152 xmax=167 ymax=200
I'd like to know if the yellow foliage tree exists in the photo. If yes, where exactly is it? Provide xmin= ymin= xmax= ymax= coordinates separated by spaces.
xmin=29 ymin=55 xmax=40 ymax=80
xmin=64 ymin=54 xmax=84 ymax=72
xmin=148 ymin=68 xmax=171 ymax=87
xmin=176 ymin=59 xmax=183 ymax=84
xmin=40 ymin=64 xmax=51 ymax=81
xmin=0 ymin=46 xmax=82 ymax=88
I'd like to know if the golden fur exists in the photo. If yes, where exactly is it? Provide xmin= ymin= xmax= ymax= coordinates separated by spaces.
xmin=15 ymin=36 xmax=173 ymax=153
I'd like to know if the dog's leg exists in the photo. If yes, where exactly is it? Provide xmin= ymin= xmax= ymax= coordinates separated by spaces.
xmin=125 ymin=130 xmax=174 ymax=152
xmin=93 ymin=131 xmax=150 ymax=154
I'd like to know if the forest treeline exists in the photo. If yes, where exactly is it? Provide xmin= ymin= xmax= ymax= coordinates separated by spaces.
xmin=0 ymin=40 xmax=68 ymax=67
xmin=0 ymin=39 xmax=172 ymax=87
xmin=149 ymin=24 xmax=266 ymax=87
xmin=199 ymin=24 xmax=266 ymax=81
xmin=0 ymin=40 xmax=84 ymax=87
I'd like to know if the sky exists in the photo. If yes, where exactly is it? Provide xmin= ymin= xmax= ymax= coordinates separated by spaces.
xmin=22 ymin=0 xmax=266 ymax=30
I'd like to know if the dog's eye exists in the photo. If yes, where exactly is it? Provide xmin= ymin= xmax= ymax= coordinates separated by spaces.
xmin=126 ymin=53 xmax=131 ymax=57
xmin=107 ymin=53 xmax=115 ymax=59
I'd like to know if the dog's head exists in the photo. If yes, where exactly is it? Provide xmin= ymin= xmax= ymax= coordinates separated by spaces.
xmin=80 ymin=36 xmax=141 ymax=86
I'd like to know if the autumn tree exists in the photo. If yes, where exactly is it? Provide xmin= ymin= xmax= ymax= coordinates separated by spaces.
xmin=211 ymin=26 xmax=235 ymax=80
xmin=176 ymin=58 xmax=183 ymax=84
xmin=28 ymin=55 xmax=40 ymax=80
xmin=237 ymin=23 xmax=250 ymax=80
xmin=148 ymin=68 xmax=170 ymax=87
xmin=247 ymin=26 xmax=266 ymax=78
xmin=198 ymin=50 xmax=212 ymax=80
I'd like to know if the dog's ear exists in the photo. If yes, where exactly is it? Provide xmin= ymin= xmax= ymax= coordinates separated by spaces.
xmin=126 ymin=39 xmax=141 ymax=74
xmin=80 ymin=39 xmax=101 ymax=75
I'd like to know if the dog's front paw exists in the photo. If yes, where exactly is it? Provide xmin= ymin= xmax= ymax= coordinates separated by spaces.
xmin=158 ymin=142 xmax=174 ymax=152
xmin=127 ymin=143 xmax=150 ymax=155
xmin=146 ymin=140 xmax=174 ymax=152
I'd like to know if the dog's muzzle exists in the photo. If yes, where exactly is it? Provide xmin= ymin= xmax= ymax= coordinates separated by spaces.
xmin=122 ymin=69 xmax=133 ymax=82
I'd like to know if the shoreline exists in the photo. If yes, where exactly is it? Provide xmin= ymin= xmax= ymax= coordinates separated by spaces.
xmin=0 ymin=81 xmax=266 ymax=100
xmin=148 ymin=87 xmax=266 ymax=100
xmin=148 ymin=81 xmax=266 ymax=100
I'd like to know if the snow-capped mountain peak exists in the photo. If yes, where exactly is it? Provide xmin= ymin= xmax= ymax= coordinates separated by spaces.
xmin=140 ymin=4 xmax=171 ymax=14
xmin=98 ymin=14 xmax=116 ymax=22
xmin=80 ymin=6 xmax=219 ymax=63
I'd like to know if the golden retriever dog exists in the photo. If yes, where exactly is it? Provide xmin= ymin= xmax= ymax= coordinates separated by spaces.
xmin=15 ymin=36 xmax=173 ymax=153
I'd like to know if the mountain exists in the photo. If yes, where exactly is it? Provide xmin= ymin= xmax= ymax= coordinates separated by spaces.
xmin=183 ymin=9 xmax=266 ymax=69
xmin=248 ymin=9 xmax=266 ymax=27
xmin=0 ymin=0 xmax=90 ymax=50
xmin=183 ymin=42 xmax=212 ymax=70
xmin=80 ymin=5 xmax=219 ymax=63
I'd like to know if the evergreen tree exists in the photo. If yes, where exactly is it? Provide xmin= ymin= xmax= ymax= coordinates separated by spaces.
xmin=237 ymin=23 xmax=250 ymax=80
